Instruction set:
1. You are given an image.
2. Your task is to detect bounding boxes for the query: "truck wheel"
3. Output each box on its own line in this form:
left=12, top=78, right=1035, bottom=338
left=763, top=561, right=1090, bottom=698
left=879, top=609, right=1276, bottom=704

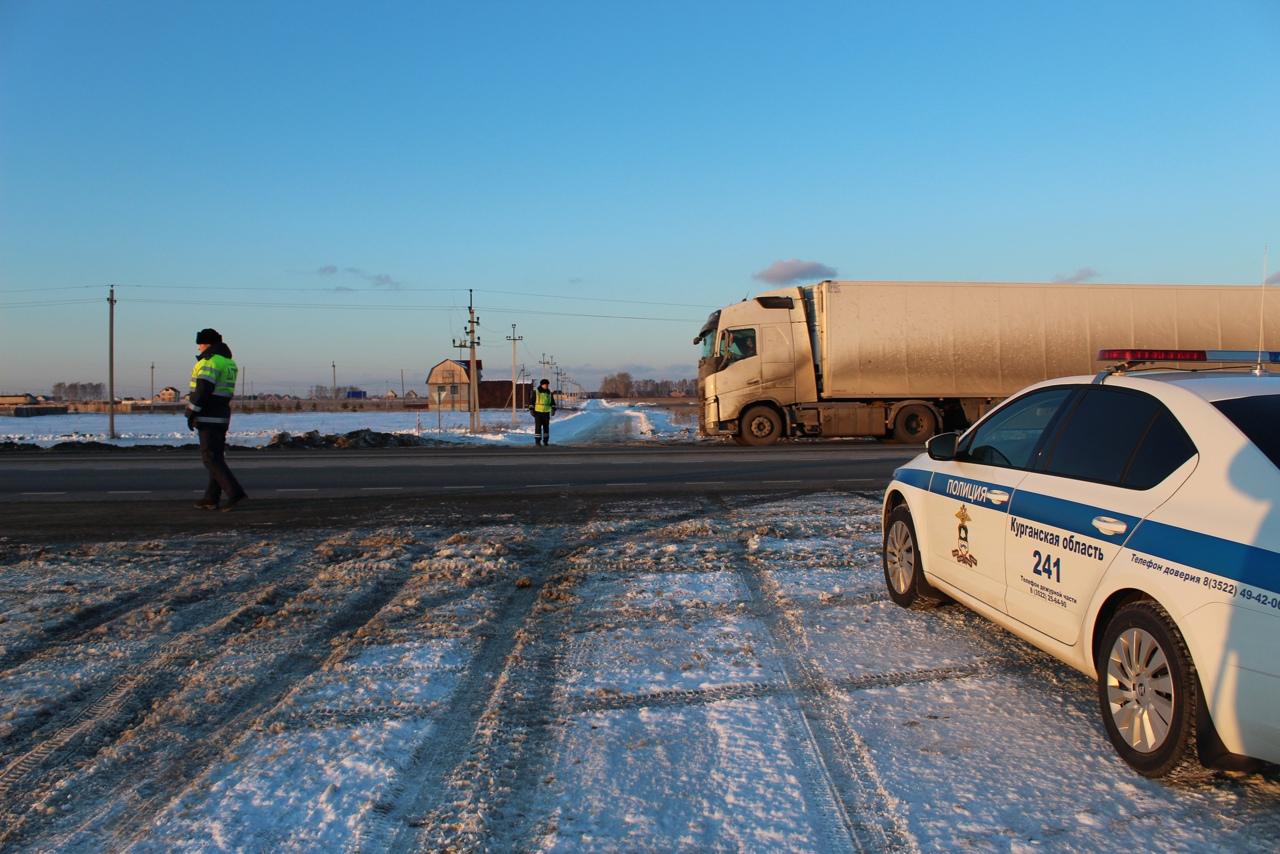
left=739, top=406, right=783, bottom=446
left=890, top=405, right=937, bottom=444
left=1098, top=601, right=1199, bottom=777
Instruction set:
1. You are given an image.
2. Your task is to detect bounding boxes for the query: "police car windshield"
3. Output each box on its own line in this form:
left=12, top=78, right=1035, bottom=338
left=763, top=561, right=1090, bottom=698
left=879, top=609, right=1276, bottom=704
left=1214, top=394, right=1280, bottom=470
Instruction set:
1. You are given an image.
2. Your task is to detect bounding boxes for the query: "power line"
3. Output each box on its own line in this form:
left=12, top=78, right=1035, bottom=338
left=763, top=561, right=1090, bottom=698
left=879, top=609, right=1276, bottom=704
left=125, top=297, right=696, bottom=322
left=1, top=282, right=718, bottom=310
left=0, top=298, right=102, bottom=308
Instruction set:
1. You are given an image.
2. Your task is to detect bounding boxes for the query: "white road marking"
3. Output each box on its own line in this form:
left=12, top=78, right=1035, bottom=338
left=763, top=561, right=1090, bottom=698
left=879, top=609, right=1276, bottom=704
left=360, top=487, right=404, bottom=491
left=685, top=481, right=725, bottom=485
left=21, top=491, right=67, bottom=495
left=606, top=482, right=645, bottom=487
left=444, top=485, right=483, bottom=490
left=526, top=483, right=570, bottom=488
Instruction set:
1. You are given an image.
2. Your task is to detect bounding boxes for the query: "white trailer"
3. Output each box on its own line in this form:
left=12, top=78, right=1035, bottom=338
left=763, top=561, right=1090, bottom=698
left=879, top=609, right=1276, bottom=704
left=694, top=280, right=1279, bottom=445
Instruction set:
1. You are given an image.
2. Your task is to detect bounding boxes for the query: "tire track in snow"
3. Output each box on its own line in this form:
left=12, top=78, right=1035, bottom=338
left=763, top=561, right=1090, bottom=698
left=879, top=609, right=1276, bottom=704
left=362, top=498, right=735, bottom=853
left=566, top=658, right=1017, bottom=715
left=0, top=539, right=280, bottom=676
left=0, top=539, right=323, bottom=762
left=728, top=496, right=920, bottom=854
left=0, top=532, right=424, bottom=848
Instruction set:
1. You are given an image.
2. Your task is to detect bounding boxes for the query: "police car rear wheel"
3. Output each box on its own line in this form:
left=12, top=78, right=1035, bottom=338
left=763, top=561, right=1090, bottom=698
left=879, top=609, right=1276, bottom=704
left=883, top=505, right=938, bottom=609
left=1098, top=601, right=1199, bottom=778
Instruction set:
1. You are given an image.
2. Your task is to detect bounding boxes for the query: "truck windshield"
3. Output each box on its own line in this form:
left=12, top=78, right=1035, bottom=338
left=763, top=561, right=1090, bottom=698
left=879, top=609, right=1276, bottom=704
left=700, top=333, right=717, bottom=361
left=1214, top=394, right=1280, bottom=470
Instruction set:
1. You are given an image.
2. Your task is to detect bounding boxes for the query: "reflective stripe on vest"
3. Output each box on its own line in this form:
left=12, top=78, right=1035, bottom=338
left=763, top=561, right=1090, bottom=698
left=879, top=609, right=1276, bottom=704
left=534, top=390, right=554, bottom=413
left=190, top=354, right=238, bottom=398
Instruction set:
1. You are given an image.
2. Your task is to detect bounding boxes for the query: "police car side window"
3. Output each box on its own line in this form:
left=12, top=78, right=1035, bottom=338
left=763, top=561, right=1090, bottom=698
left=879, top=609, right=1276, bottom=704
left=1123, top=409, right=1196, bottom=489
left=1040, top=387, right=1193, bottom=488
left=960, top=388, right=1073, bottom=470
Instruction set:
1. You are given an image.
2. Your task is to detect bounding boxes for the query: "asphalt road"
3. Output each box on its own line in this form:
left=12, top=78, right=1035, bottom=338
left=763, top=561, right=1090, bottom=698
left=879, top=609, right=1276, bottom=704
left=0, top=444, right=918, bottom=542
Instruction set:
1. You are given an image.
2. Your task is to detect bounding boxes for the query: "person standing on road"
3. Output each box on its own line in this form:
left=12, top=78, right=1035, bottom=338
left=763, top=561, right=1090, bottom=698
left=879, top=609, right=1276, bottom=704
left=188, top=328, right=248, bottom=511
left=528, top=378, right=557, bottom=446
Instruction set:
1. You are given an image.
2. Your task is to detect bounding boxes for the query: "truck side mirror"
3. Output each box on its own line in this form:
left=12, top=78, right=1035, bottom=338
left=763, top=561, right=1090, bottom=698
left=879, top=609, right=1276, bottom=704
left=926, top=431, right=960, bottom=461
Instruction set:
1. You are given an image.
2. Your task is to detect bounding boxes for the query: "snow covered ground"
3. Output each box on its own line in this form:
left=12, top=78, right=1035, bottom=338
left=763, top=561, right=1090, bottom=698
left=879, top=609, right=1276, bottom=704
left=0, top=492, right=1276, bottom=851
left=0, top=399, right=697, bottom=447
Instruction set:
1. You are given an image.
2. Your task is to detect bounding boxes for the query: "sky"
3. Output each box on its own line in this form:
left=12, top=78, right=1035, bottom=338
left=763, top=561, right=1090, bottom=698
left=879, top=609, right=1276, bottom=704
left=2, top=0, right=1278, bottom=396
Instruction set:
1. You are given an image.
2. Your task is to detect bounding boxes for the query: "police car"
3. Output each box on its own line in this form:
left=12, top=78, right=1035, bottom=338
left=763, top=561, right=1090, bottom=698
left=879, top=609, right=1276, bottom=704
left=881, top=349, right=1280, bottom=777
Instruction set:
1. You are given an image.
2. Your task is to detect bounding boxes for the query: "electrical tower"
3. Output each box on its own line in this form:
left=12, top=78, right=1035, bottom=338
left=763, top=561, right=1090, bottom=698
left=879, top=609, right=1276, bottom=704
left=506, top=323, right=523, bottom=428
left=452, top=289, right=482, bottom=433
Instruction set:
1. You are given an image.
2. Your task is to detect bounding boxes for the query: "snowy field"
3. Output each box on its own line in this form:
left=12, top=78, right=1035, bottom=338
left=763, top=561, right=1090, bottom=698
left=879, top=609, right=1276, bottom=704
left=0, top=399, right=695, bottom=447
left=0, top=492, right=1276, bottom=852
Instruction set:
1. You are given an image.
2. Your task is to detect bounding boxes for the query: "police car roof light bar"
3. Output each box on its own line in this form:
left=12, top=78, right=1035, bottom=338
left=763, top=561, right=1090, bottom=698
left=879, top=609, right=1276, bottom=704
left=1097, top=349, right=1207, bottom=363
left=1097, top=348, right=1280, bottom=364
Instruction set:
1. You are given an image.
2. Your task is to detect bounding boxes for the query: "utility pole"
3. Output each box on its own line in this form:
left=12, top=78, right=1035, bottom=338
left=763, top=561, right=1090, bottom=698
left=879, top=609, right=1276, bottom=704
left=331, top=361, right=337, bottom=399
left=539, top=353, right=553, bottom=384
left=107, top=286, right=117, bottom=439
left=150, top=361, right=155, bottom=402
left=453, top=289, right=481, bottom=433
left=400, top=368, right=405, bottom=399
left=506, top=323, right=523, bottom=427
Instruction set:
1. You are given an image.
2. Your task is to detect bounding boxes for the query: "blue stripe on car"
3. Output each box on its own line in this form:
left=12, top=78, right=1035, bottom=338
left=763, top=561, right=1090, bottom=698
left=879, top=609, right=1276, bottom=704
left=1008, top=491, right=1138, bottom=545
left=1127, top=521, right=1280, bottom=594
left=892, top=470, right=1280, bottom=597
left=893, top=467, right=932, bottom=490
left=927, top=473, right=1012, bottom=511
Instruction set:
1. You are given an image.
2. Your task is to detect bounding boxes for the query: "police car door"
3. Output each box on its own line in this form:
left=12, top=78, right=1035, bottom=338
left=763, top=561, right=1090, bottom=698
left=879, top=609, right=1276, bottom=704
left=1004, top=386, right=1197, bottom=645
left=925, top=387, right=1075, bottom=612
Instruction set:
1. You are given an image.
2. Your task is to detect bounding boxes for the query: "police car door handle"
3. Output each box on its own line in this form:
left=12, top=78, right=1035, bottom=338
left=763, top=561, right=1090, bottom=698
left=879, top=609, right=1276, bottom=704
left=987, top=490, right=1010, bottom=505
left=1091, top=516, right=1128, bottom=536
left=746, top=378, right=761, bottom=385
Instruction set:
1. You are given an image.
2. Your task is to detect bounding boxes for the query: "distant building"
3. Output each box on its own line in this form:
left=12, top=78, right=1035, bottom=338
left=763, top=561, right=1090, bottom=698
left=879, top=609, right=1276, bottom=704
left=155, top=386, right=181, bottom=402
left=404, top=389, right=420, bottom=399
left=426, top=359, right=482, bottom=410
left=0, top=394, right=37, bottom=405
left=480, top=380, right=532, bottom=409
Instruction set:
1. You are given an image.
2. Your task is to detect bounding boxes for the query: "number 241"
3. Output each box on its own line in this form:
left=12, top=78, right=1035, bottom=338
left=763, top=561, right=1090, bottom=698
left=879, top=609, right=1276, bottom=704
left=1032, top=550, right=1061, bottom=583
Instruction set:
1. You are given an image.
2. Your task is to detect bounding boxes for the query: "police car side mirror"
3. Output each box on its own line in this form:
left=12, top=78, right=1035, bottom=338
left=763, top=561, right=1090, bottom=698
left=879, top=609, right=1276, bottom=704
left=926, top=431, right=959, bottom=461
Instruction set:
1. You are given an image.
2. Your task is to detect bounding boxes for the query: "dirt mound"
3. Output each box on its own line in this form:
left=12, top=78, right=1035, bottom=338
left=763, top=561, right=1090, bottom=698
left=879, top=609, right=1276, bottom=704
left=265, top=428, right=435, bottom=449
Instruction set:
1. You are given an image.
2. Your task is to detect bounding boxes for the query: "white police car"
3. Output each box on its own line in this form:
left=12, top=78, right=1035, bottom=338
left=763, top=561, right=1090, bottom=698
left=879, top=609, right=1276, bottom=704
left=881, top=349, right=1280, bottom=777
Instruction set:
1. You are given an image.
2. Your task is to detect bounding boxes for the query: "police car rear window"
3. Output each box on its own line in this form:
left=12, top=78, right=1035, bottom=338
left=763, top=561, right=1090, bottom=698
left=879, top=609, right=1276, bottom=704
left=1213, top=394, right=1280, bottom=470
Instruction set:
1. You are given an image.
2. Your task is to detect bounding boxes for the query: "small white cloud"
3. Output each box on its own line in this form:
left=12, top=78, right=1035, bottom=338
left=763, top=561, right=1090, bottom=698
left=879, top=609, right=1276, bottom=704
left=753, top=259, right=838, bottom=286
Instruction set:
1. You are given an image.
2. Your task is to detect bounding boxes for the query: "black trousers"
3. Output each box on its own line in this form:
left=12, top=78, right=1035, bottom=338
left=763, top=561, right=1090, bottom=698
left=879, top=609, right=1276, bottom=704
left=532, top=411, right=551, bottom=443
left=198, top=425, right=245, bottom=502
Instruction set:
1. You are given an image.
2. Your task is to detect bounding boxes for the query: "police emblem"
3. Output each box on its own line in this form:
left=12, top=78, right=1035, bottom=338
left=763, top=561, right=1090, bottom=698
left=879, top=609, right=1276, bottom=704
left=951, top=505, right=979, bottom=567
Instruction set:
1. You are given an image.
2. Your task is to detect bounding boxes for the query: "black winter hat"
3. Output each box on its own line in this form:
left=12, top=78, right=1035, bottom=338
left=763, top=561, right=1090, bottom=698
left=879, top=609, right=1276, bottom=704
left=196, top=328, right=223, bottom=345
left=539, top=378, right=550, bottom=386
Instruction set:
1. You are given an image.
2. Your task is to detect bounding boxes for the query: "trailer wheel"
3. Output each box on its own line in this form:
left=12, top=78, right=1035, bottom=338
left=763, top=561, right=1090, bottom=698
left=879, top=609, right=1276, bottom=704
left=739, top=406, right=783, bottom=446
left=890, top=405, right=937, bottom=444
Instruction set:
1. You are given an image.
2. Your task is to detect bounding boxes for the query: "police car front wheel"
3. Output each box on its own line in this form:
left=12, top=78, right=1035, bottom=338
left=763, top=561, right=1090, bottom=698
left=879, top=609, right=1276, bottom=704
left=883, top=505, right=943, bottom=609
left=1098, top=601, right=1199, bottom=778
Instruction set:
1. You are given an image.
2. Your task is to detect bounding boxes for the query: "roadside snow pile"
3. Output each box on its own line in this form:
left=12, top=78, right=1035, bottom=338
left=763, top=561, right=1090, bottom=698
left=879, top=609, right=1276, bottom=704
left=0, top=400, right=697, bottom=448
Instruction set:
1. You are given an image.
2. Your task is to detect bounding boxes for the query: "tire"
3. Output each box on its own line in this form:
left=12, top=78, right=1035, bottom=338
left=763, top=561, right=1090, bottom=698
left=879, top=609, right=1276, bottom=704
left=739, top=406, right=783, bottom=446
left=889, top=404, right=937, bottom=444
left=882, top=504, right=941, bottom=608
left=1097, top=601, right=1199, bottom=777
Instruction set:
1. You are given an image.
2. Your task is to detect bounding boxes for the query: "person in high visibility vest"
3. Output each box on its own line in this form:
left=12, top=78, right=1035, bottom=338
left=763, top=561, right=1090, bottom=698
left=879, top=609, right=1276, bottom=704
left=527, top=378, right=558, bottom=446
left=188, top=328, right=248, bottom=510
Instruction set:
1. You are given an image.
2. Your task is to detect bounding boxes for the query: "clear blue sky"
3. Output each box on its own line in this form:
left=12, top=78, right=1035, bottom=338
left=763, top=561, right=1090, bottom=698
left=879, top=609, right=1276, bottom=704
left=2, top=0, right=1277, bottom=396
